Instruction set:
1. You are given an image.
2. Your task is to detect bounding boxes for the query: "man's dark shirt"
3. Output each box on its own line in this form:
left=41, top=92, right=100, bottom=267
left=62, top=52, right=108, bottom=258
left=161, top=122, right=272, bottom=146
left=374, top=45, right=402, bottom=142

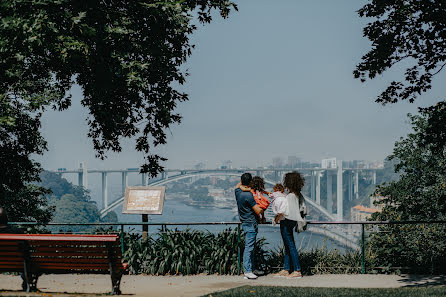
left=0, top=225, right=24, bottom=234
left=235, top=188, right=257, bottom=224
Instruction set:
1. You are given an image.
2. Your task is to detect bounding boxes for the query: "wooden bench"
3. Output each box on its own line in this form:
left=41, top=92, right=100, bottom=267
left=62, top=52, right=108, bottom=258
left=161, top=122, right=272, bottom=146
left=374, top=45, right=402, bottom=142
left=0, top=234, right=128, bottom=294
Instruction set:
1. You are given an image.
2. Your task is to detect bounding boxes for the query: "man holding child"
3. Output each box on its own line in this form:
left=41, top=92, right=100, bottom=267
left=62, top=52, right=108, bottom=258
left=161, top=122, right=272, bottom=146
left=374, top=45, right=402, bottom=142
left=235, top=171, right=306, bottom=279
left=234, top=173, right=263, bottom=279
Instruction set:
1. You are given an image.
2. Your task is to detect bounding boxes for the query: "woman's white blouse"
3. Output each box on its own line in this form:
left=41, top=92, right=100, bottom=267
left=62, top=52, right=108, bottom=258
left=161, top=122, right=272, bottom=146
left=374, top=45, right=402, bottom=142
left=283, top=193, right=304, bottom=222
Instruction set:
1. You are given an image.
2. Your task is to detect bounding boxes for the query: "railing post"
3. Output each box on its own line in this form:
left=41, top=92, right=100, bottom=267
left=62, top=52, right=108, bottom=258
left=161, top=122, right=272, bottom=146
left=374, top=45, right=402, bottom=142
left=361, top=223, right=365, bottom=274
left=120, top=224, right=125, bottom=254
left=237, top=223, right=241, bottom=275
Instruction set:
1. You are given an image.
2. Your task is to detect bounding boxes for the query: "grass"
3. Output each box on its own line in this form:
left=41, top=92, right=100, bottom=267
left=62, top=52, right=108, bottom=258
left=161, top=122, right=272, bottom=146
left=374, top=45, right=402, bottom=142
left=203, top=286, right=446, bottom=297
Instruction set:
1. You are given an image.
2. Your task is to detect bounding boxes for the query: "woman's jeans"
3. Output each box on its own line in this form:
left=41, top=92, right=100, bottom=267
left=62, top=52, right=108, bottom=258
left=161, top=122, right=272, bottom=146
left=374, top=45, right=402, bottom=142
left=241, top=223, right=258, bottom=273
left=280, top=219, right=301, bottom=272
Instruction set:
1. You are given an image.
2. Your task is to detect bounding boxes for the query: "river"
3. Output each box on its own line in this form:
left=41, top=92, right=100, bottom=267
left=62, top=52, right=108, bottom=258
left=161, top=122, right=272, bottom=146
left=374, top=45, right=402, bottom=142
left=115, top=195, right=351, bottom=252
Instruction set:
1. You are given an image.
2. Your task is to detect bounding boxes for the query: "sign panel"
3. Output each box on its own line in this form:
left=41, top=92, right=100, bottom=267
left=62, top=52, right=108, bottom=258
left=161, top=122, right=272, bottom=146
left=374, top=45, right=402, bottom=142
left=122, top=186, right=165, bottom=214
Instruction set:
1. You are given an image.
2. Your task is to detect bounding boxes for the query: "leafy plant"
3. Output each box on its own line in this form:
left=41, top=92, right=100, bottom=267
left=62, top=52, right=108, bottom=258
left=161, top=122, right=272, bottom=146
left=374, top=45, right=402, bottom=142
left=368, top=109, right=446, bottom=274
left=122, top=227, right=370, bottom=276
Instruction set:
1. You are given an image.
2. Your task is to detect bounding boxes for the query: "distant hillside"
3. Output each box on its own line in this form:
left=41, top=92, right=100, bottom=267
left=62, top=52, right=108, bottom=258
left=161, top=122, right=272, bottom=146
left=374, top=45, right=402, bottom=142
left=40, top=171, right=117, bottom=227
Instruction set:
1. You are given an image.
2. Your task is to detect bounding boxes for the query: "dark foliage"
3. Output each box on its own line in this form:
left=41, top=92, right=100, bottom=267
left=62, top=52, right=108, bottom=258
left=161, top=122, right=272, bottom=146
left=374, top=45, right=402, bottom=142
left=40, top=171, right=118, bottom=231
left=0, top=100, right=52, bottom=222
left=0, top=0, right=237, bottom=177
left=355, top=0, right=446, bottom=105
left=369, top=109, right=446, bottom=274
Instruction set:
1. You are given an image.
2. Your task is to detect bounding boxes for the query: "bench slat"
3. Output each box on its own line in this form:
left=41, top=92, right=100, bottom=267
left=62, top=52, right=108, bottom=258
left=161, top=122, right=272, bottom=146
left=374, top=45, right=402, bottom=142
left=0, top=234, right=119, bottom=242
left=28, top=240, right=115, bottom=247
left=32, top=246, right=121, bottom=253
left=30, top=252, right=121, bottom=258
left=0, top=251, right=24, bottom=257
left=0, top=258, right=23, bottom=265
left=32, top=258, right=121, bottom=264
left=0, top=247, right=22, bottom=252
left=0, top=241, right=20, bottom=246
left=34, top=263, right=126, bottom=270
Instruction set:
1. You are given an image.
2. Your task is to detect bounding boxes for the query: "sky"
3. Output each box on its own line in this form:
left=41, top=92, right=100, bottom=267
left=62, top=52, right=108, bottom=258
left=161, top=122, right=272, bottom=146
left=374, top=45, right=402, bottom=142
left=39, top=0, right=445, bottom=172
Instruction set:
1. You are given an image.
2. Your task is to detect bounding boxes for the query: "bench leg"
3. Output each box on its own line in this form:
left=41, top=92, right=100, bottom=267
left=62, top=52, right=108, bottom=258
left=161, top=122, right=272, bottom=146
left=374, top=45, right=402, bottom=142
left=111, top=272, right=122, bottom=295
left=23, top=273, right=39, bottom=292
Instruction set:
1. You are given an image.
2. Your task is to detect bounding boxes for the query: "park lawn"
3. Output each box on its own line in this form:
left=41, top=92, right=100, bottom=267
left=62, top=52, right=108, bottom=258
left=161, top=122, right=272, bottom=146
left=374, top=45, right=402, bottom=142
left=203, top=286, right=446, bottom=297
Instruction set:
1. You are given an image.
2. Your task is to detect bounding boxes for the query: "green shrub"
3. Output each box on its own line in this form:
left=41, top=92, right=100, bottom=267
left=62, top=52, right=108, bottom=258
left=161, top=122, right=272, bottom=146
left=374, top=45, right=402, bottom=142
left=122, top=227, right=367, bottom=275
left=367, top=223, right=446, bottom=274
left=123, top=227, right=243, bottom=275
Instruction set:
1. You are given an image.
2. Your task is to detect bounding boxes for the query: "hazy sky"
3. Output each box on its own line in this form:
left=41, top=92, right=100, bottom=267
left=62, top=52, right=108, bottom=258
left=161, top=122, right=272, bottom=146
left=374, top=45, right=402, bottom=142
left=39, top=0, right=444, bottom=171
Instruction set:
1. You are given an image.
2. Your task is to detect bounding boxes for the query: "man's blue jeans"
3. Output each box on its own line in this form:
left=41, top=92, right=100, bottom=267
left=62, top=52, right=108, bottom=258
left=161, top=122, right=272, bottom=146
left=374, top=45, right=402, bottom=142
left=280, top=219, right=301, bottom=272
left=242, top=223, right=258, bottom=273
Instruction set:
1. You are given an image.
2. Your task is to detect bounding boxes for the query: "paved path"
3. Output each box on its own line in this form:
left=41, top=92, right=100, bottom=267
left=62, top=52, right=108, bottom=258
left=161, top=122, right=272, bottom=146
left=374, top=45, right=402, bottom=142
left=0, top=274, right=445, bottom=297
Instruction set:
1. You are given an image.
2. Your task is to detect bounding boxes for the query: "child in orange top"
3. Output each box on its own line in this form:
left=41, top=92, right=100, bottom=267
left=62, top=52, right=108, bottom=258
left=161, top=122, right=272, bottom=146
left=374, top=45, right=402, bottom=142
left=240, top=176, right=270, bottom=223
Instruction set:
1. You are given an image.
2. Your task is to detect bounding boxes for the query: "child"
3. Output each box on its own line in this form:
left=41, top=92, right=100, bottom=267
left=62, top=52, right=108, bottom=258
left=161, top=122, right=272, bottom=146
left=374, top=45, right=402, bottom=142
left=269, top=183, right=287, bottom=225
left=239, top=176, right=270, bottom=223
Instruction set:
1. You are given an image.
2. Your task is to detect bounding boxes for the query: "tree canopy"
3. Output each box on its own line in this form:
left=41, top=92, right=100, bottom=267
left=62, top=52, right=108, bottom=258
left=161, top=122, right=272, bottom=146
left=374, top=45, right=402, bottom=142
left=354, top=0, right=445, bottom=104
left=355, top=1, right=446, bottom=273
left=40, top=171, right=117, bottom=225
left=0, top=0, right=237, bottom=176
left=0, top=0, right=236, bottom=221
left=373, top=110, right=446, bottom=221
left=0, top=100, right=52, bottom=222
left=369, top=108, right=446, bottom=273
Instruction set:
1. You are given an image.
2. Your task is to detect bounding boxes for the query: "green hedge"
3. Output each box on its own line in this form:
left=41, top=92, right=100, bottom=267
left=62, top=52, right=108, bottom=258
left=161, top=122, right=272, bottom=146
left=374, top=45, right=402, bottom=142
left=122, top=227, right=366, bottom=275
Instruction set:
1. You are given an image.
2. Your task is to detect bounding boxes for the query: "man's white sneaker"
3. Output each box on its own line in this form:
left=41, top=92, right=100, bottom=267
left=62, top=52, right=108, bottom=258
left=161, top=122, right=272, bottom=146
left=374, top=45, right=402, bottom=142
left=244, top=272, right=258, bottom=279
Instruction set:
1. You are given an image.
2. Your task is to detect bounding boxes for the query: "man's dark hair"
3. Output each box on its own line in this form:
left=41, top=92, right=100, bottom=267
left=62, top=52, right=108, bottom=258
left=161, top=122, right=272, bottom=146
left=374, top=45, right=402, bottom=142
left=0, top=207, right=8, bottom=225
left=241, top=173, right=253, bottom=186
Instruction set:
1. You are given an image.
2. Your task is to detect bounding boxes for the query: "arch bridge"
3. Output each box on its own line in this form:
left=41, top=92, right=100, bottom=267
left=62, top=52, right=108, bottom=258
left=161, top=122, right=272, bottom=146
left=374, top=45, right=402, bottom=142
left=51, top=163, right=381, bottom=222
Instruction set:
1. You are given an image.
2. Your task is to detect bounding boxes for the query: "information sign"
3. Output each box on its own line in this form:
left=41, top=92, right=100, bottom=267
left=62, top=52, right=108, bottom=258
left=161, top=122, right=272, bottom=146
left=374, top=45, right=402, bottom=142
left=122, top=186, right=165, bottom=215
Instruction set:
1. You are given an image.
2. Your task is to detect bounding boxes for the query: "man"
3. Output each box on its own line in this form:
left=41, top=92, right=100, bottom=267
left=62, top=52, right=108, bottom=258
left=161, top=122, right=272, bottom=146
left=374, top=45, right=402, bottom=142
left=235, top=173, right=263, bottom=279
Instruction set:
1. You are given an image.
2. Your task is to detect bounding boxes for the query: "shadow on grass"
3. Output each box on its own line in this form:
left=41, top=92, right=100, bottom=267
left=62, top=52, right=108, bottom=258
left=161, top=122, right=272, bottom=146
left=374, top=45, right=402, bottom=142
left=398, top=275, right=446, bottom=287
left=202, top=286, right=446, bottom=297
left=0, top=289, right=134, bottom=297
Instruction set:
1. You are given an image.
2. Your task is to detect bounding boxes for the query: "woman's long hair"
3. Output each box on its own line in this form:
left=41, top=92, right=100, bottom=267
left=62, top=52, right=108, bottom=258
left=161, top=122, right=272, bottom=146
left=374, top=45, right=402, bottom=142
left=283, top=171, right=305, bottom=196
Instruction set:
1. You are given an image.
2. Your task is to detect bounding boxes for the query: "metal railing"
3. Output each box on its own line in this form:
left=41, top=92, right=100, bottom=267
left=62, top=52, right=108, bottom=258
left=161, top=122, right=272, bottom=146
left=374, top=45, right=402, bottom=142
left=8, top=220, right=446, bottom=275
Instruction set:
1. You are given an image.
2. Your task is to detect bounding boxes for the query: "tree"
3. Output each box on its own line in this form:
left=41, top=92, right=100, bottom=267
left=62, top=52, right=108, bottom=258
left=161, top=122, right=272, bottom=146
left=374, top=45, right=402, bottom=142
left=368, top=109, right=446, bottom=273
left=354, top=0, right=445, bottom=105
left=40, top=171, right=118, bottom=224
left=373, top=111, right=446, bottom=221
left=0, top=0, right=236, bottom=221
left=354, top=1, right=446, bottom=272
left=0, top=0, right=237, bottom=176
left=0, top=100, right=53, bottom=222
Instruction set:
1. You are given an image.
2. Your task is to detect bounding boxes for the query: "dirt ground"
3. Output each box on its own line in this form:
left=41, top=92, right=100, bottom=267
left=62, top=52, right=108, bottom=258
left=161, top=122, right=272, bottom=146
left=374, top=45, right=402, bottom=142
left=0, top=274, right=445, bottom=297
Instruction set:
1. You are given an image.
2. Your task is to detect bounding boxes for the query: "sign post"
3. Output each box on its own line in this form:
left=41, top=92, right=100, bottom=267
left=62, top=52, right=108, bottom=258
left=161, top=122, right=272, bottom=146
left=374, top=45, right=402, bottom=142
left=122, top=186, right=166, bottom=240
left=142, top=214, right=149, bottom=240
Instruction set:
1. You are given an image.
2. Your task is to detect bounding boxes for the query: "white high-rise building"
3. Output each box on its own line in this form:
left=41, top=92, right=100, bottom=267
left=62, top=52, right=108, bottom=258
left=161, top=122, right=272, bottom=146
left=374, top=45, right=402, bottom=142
left=321, top=158, right=337, bottom=169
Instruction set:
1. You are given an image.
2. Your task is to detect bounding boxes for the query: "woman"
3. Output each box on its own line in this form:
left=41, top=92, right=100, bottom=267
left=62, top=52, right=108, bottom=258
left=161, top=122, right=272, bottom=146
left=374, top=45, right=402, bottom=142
left=274, top=171, right=305, bottom=278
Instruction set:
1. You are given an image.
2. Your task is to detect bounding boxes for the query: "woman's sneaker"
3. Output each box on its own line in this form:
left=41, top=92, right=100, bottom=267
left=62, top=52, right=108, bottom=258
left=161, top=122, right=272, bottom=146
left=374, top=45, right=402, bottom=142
left=244, top=272, right=258, bottom=279
left=288, top=271, right=303, bottom=278
left=271, top=270, right=289, bottom=277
